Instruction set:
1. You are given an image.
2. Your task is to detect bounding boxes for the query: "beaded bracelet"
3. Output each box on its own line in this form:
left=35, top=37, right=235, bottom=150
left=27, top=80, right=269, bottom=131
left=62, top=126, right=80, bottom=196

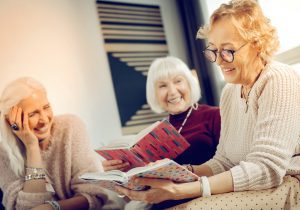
left=25, top=173, right=46, bottom=181
left=45, top=201, right=61, bottom=210
left=25, top=167, right=45, bottom=174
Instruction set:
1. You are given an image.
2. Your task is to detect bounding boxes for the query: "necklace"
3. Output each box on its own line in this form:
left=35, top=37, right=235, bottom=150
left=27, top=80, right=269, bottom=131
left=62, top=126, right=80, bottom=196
left=178, top=106, right=195, bottom=133
left=241, top=86, right=252, bottom=113
left=241, top=69, right=264, bottom=113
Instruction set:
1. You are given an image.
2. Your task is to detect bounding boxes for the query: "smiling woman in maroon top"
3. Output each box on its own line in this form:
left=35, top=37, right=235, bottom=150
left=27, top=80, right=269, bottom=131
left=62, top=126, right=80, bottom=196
left=146, top=56, right=220, bottom=167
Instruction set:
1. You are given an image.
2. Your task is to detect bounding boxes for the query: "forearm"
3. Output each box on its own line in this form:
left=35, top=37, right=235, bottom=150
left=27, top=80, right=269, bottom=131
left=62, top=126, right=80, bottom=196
left=193, top=164, right=214, bottom=177
left=58, top=196, right=89, bottom=210
left=23, top=145, right=47, bottom=193
left=32, top=196, right=90, bottom=210
left=172, top=182, right=202, bottom=200
left=173, top=170, right=233, bottom=200
left=209, top=170, right=233, bottom=194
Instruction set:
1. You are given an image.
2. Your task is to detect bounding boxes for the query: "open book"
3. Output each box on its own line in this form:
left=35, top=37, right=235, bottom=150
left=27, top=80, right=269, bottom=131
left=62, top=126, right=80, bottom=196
left=96, top=120, right=190, bottom=169
left=80, top=158, right=199, bottom=191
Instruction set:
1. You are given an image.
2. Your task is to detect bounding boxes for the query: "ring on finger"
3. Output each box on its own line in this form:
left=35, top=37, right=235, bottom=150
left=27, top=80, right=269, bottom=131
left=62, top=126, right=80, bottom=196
left=10, top=123, right=19, bottom=131
left=117, top=194, right=125, bottom=198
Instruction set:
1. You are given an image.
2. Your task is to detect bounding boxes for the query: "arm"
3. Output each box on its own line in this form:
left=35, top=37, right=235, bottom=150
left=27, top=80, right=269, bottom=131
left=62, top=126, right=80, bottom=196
left=115, top=170, right=233, bottom=203
left=8, top=107, right=47, bottom=193
left=67, top=116, right=109, bottom=210
left=32, top=196, right=89, bottom=210
left=0, top=107, right=53, bottom=210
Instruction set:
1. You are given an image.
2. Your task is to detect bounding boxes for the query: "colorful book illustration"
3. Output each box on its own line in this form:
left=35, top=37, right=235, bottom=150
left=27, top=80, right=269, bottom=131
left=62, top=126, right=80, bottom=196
left=96, top=120, right=190, bottom=169
left=79, top=158, right=199, bottom=191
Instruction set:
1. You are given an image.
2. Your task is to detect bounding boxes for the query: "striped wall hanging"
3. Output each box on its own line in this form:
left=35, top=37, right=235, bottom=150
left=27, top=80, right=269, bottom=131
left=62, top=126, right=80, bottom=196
left=97, top=1, right=169, bottom=134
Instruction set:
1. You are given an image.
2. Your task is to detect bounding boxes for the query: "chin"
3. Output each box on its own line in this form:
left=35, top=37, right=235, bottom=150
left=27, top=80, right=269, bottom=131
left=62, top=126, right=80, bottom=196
left=35, top=133, right=50, bottom=142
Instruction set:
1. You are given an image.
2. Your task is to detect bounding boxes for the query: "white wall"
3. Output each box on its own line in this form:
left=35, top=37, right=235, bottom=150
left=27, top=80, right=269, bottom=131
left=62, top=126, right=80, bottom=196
left=0, top=0, right=122, bottom=148
left=0, top=0, right=188, bottom=148
left=260, top=0, right=300, bottom=53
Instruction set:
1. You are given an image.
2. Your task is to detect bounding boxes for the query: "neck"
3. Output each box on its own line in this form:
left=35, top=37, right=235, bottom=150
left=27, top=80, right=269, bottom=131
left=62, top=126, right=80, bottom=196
left=242, top=61, right=265, bottom=89
left=39, top=137, right=50, bottom=151
left=170, top=106, right=191, bottom=115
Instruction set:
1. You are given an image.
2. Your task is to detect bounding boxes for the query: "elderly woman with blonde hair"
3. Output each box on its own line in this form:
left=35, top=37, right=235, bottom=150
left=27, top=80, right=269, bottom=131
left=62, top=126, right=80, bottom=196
left=115, top=0, right=300, bottom=209
left=0, top=77, right=119, bottom=210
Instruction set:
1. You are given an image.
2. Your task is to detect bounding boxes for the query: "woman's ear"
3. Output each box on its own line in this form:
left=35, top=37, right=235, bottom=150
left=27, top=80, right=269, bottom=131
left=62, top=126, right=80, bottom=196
left=191, top=69, right=199, bottom=83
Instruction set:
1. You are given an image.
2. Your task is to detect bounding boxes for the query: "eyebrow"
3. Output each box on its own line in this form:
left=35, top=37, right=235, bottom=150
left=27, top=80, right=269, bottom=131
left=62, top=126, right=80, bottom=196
left=28, top=103, right=50, bottom=114
left=208, top=42, right=234, bottom=47
left=29, top=110, right=39, bottom=115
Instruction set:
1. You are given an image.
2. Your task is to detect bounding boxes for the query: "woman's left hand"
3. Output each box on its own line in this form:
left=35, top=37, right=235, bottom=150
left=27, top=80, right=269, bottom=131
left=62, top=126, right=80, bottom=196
left=115, top=177, right=178, bottom=204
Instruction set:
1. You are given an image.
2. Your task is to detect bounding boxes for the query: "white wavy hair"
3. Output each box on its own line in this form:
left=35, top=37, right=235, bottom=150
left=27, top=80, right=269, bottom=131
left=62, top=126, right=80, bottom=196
left=146, top=56, right=201, bottom=113
left=0, top=77, right=46, bottom=177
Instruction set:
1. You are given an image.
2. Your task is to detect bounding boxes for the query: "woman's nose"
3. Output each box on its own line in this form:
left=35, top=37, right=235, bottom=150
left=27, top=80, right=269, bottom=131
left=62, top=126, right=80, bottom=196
left=168, top=84, right=177, bottom=95
left=38, top=111, right=48, bottom=123
left=215, top=54, right=224, bottom=66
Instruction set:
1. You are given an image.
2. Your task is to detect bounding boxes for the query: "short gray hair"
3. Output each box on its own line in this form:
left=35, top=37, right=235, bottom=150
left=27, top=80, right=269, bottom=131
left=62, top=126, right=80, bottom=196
left=0, top=77, right=46, bottom=177
left=146, top=56, right=201, bottom=113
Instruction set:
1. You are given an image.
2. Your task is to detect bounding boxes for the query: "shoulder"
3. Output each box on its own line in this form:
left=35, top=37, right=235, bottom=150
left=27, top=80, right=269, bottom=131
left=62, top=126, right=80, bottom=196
left=262, top=61, right=299, bottom=82
left=195, top=104, right=220, bottom=121
left=221, top=83, right=237, bottom=98
left=197, top=104, right=219, bottom=115
left=219, top=83, right=239, bottom=107
left=255, top=61, right=300, bottom=94
left=53, top=114, right=86, bottom=131
left=51, top=114, right=88, bottom=142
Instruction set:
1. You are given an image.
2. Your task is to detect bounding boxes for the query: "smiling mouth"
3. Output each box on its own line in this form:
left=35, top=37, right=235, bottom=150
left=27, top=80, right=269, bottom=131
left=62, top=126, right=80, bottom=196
left=168, top=97, right=182, bottom=104
left=222, top=67, right=235, bottom=73
left=34, top=126, right=48, bottom=134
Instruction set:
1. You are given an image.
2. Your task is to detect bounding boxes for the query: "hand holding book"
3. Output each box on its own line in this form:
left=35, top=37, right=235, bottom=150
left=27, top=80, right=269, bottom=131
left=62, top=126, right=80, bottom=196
left=80, top=158, right=199, bottom=192
left=102, top=159, right=130, bottom=172
left=97, top=120, right=190, bottom=170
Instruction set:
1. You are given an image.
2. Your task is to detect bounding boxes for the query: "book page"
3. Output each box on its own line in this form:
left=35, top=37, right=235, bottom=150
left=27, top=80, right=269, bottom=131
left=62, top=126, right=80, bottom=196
left=79, top=170, right=127, bottom=182
left=126, top=158, right=173, bottom=177
left=98, top=135, right=136, bottom=150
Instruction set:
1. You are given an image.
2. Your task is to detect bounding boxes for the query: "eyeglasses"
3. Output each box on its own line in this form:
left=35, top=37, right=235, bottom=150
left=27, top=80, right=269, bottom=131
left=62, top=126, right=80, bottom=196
left=203, top=43, right=248, bottom=63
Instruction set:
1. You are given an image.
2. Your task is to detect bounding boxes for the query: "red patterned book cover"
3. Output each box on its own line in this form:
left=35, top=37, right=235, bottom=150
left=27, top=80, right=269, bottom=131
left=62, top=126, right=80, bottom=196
left=79, top=158, right=199, bottom=191
left=96, top=120, right=190, bottom=169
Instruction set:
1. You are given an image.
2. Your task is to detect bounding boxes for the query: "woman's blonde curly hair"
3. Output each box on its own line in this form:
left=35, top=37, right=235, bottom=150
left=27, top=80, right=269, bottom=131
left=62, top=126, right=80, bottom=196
left=197, top=0, right=279, bottom=62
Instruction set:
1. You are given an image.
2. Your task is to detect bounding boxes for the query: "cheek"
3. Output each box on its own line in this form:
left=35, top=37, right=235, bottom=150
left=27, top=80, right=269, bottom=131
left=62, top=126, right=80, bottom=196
left=48, top=110, right=54, bottom=121
left=156, top=90, right=167, bottom=105
left=180, top=83, right=191, bottom=97
left=28, top=117, right=38, bottom=130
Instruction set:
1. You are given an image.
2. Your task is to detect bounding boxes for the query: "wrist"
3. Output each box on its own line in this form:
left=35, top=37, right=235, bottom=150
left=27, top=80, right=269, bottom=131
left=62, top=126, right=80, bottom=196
left=25, top=143, right=40, bottom=152
left=171, top=181, right=203, bottom=200
left=45, top=201, right=61, bottom=210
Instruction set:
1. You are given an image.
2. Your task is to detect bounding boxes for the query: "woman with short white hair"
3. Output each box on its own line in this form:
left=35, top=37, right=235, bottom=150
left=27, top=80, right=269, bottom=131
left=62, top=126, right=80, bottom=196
left=0, top=77, right=118, bottom=210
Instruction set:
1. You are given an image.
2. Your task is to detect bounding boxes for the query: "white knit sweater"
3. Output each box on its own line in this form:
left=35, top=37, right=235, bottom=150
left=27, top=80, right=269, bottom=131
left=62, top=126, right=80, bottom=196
left=205, top=61, right=300, bottom=191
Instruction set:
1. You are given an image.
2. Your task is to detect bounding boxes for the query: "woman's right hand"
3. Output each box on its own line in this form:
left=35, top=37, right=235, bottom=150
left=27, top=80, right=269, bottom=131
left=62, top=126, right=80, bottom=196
left=102, top=160, right=130, bottom=172
left=7, top=106, right=39, bottom=149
